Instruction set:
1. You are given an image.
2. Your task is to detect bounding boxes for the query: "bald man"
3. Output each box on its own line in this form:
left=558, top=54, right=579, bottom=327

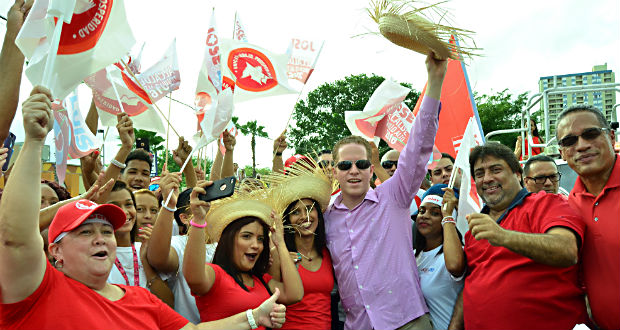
left=381, top=149, right=400, bottom=177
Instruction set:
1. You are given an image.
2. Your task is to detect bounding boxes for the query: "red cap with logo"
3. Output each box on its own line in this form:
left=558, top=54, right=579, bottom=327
left=48, top=200, right=127, bottom=244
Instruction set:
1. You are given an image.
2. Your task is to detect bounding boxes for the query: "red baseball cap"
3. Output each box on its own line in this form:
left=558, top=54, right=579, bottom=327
left=48, top=200, right=127, bottom=244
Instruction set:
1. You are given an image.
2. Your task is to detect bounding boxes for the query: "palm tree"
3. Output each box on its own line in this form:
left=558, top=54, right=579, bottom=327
left=232, top=117, right=269, bottom=178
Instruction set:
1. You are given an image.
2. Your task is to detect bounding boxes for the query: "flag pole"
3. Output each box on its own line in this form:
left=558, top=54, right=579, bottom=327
left=164, top=91, right=173, bottom=170
left=119, top=59, right=181, bottom=138
left=232, top=10, right=237, bottom=39
left=273, top=41, right=325, bottom=160
left=41, top=17, right=65, bottom=87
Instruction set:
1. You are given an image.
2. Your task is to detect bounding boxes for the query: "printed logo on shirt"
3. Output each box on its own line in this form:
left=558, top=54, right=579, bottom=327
left=419, top=267, right=436, bottom=273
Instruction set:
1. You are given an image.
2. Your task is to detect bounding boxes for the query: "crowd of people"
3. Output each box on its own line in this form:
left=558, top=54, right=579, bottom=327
left=0, top=1, right=619, bottom=330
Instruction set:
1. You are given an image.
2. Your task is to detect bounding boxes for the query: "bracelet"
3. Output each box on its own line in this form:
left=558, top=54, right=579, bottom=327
left=110, top=159, right=126, bottom=169
left=146, top=275, right=158, bottom=289
left=190, top=219, right=207, bottom=228
left=275, top=152, right=283, bottom=156
left=246, top=309, right=258, bottom=329
left=441, top=216, right=456, bottom=227
left=161, top=202, right=177, bottom=213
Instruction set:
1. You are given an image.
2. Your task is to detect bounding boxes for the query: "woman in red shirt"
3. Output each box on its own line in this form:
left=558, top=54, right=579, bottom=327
left=515, top=119, right=545, bottom=160
left=183, top=182, right=304, bottom=329
left=267, top=158, right=335, bottom=330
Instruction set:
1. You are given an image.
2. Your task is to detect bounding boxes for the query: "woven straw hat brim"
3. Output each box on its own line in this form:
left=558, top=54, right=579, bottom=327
left=206, top=200, right=274, bottom=243
left=271, top=175, right=332, bottom=215
left=378, top=14, right=454, bottom=60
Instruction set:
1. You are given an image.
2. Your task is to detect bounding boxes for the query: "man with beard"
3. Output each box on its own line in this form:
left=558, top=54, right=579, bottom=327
left=448, top=142, right=587, bottom=329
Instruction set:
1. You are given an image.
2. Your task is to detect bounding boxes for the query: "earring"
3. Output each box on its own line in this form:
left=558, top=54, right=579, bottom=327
left=55, top=259, right=64, bottom=269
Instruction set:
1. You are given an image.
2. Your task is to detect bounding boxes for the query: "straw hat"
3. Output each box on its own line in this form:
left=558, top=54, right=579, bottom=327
left=206, top=190, right=274, bottom=243
left=367, top=0, right=479, bottom=60
left=263, top=156, right=334, bottom=215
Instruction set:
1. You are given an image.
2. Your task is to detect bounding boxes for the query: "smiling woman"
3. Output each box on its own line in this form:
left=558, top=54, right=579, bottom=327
left=183, top=186, right=303, bottom=329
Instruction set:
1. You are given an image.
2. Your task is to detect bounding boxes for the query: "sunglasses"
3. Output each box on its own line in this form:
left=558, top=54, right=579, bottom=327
left=319, top=160, right=334, bottom=168
left=336, top=159, right=372, bottom=171
left=381, top=160, right=398, bottom=169
left=558, top=127, right=609, bottom=148
left=525, top=173, right=561, bottom=184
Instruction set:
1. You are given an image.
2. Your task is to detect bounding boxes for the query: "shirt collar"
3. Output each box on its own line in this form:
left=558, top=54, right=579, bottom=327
left=330, top=188, right=379, bottom=211
left=481, top=188, right=531, bottom=224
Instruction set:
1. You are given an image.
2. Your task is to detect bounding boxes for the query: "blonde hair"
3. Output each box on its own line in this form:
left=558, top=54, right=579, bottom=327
left=332, top=136, right=372, bottom=163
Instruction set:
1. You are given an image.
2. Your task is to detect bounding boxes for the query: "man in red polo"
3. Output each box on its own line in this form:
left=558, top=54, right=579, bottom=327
left=556, top=105, right=619, bottom=329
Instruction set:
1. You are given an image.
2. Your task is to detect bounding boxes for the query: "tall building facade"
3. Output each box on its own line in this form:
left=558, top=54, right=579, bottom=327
left=539, top=64, right=616, bottom=133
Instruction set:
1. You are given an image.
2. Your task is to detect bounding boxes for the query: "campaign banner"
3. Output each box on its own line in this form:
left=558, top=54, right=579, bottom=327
left=138, top=39, right=181, bottom=102
left=287, top=38, right=324, bottom=84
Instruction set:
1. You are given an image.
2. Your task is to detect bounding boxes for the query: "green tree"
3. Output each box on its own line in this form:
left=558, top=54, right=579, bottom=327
left=289, top=74, right=420, bottom=156
left=233, top=117, right=269, bottom=178
left=475, top=89, right=529, bottom=148
left=242, top=165, right=271, bottom=178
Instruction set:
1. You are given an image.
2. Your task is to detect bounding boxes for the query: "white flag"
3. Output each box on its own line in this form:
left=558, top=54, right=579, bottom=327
left=16, top=0, right=135, bottom=100
left=138, top=39, right=181, bottom=102
left=233, top=11, right=248, bottom=42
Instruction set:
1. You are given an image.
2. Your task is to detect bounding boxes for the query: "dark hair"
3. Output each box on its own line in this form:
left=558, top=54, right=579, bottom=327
left=122, top=149, right=152, bottom=173
left=529, top=118, right=540, bottom=138
left=174, top=188, right=193, bottom=235
left=282, top=199, right=326, bottom=255
left=212, top=217, right=270, bottom=292
left=441, top=153, right=455, bottom=164
left=523, top=155, right=557, bottom=176
left=413, top=195, right=463, bottom=257
left=469, top=142, right=522, bottom=177
left=316, top=149, right=332, bottom=161
left=332, top=136, right=372, bottom=163
left=556, top=104, right=611, bottom=140
left=111, top=181, right=138, bottom=243
left=41, top=179, right=71, bottom=201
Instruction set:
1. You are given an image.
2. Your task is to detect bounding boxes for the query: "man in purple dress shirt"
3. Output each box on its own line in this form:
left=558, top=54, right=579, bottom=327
left=325, top=54, right=447, bottom=330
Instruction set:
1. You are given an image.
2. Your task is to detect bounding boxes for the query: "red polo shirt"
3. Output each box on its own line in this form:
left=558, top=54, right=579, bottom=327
left=569, top=155, right=620, bottom=329
left=464, top=190, right=587, bottom=329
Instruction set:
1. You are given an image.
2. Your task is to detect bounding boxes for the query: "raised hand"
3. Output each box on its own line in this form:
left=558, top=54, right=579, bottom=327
left=116, top=113, right=135, bottom=149
left=159, top=168, right=182, bottom=208
left=441, top=187, right=458, bottom=216
left=273, top=130, right=287, bottom=154
left=82, top=171, right=115, bottom=204
left=194, top=167, right=206, bottom=181
left=189, top=181, right=213, bottom=223
left=22, top=86, right=53, bottom=142
left=6, top=0, right=33, bottom=34
left=269, top=210, right=285, bottom=249
left=222, top=130, right=236, bottom=152
left=173, top=136, right=192, bottom=167
left=370, top=141, right=381, bottom=166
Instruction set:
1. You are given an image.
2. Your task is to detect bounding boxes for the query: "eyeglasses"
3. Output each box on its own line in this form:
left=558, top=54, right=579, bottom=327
left=558, top=127, right=609, bottom=148
left=381, top=160, right=398, bottom=169
left=319, top=160, right=334, bottom=169
left=336, top=159, right=372, bottom=171
left=525, top=173, right=561, bottom=184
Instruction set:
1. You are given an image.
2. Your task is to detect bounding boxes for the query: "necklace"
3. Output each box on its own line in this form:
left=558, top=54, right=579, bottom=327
left=297, top=250, right=316, bottom=261
left=114, top=244, right=140, bottom=286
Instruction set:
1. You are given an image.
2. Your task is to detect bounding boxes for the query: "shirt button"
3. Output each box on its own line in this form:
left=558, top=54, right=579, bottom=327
left=349, top=229, right=353, bottom=233
left=594, top=217, right=599, bottom=222
left=388, top=290, right=392, bottom=294
left=352, top=246, right=356, bottom=250
left=354, top=265, right=359, bottom=270
left=365, top=305, right=370, bottom=309
left=595, top=202, right=599, bottom=206
left=359, top=285, right=363, bottom=289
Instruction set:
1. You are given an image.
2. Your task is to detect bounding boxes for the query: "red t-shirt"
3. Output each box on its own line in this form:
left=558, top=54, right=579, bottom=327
left=281, top=248, right=334, bottom=330
left=464, top=191, right=587, bottom=329
left=520, top=135, right=543, bottom=160
left=0, top=261, right=188, bottom=330
left=569, top=155, right=620, bottom=329
left=194, top=264, right=273, bottom=329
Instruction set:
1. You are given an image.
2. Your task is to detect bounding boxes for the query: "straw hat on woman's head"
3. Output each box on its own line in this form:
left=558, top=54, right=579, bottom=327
left=206, top=190, right=274, bottom=243
left=263, top=156, right=333, bottom=216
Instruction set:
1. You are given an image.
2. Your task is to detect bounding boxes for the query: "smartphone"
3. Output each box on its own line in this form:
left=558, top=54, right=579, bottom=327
left=2, top=132, right=16, bottom=172
left=136, top=137, right=150, bottom=152
left=199, top=176, right=237, bottom=202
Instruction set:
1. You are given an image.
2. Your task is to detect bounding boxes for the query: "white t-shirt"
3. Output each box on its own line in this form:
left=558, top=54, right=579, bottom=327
left=166, top=235, right=218, bottom=324
left=108, top=242, right=148, bottom=288
left=416, top=245, right=464, bottom=330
